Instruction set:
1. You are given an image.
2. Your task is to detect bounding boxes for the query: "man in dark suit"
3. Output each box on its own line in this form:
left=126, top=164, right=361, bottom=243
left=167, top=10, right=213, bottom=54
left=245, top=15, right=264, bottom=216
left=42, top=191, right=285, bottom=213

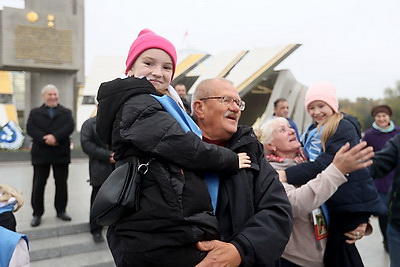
left=80, top=115, right=114, bottom=242
left=26, top=84, right=74, bottom=227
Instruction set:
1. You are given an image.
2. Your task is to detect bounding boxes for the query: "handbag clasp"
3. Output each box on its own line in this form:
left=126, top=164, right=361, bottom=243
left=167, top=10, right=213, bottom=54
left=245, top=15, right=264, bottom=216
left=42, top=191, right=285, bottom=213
left=138, top=159, right=152, bottom=174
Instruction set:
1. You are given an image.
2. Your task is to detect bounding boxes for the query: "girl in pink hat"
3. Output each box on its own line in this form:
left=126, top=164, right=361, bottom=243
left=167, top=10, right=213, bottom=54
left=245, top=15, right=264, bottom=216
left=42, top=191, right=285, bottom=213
left=279, top=82, right=387, bottom=267
left=95, top=29, right=250, bottom=267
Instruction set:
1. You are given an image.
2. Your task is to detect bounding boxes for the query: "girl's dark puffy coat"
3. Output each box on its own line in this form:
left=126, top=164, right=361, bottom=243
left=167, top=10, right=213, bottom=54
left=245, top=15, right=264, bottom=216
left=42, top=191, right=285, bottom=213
left=285, top=114, right=387, bottom=266
left=285, top=114, right=386, bottom=216
left=96, top=77, right=239, bottom=259
left=26, top=104, right=74, bottom=165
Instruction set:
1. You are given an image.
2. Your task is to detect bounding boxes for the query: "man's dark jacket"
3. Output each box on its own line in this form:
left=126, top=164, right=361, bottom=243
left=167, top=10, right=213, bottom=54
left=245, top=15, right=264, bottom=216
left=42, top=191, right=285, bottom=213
left=26, top=104, right=74, bottom=164
left=369, top=134, right=400, bottom=232
left=215, top=125, right=293, bottom=267
left=80, top=116, right=114, bottom=187
left=96, top=77, right=240, bottom=266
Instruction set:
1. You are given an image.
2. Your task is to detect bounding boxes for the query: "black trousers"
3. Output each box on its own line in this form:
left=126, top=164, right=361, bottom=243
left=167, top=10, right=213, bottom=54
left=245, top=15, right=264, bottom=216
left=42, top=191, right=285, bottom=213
left=90, top=185, right=103, bottom=234
left=107, top=226, right=206, bottom=267
left=31, top=163, right=69, bottom=216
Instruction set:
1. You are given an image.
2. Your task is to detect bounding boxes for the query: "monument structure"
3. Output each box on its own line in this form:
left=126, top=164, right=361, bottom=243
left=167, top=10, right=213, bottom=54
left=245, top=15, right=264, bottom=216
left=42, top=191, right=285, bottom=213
left=0, top=0, right=84, bottom=126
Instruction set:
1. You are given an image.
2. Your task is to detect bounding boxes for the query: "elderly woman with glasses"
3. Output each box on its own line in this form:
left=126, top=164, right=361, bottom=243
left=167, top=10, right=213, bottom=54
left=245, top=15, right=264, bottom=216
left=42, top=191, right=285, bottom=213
left=257, top=117, right=373, bottom=267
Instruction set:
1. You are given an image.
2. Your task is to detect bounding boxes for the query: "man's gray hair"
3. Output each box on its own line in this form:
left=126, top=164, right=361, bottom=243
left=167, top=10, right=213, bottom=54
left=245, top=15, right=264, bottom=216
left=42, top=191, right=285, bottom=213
left=190, top=78, right=234, bottom=118
left=41, top=84, right=58, bottom=95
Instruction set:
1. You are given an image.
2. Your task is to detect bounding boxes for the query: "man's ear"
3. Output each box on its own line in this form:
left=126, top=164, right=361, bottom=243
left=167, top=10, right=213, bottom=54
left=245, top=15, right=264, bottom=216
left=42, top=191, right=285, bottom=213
left=193, top=100, right=205, bottom=120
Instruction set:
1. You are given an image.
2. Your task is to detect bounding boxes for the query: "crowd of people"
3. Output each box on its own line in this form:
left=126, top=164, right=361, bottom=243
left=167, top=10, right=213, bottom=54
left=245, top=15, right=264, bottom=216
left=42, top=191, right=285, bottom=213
left=2, top=28, right=398, bottom=267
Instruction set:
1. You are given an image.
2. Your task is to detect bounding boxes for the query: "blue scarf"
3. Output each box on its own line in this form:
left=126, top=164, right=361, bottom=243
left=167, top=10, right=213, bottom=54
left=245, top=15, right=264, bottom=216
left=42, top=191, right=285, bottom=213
left=0, top=226, right=29, bottom=267
left=302, top=125, right=324, bottom=161
left=151, top=94, right=201, bottom=137
left=372, top=120, right=395, bottom=133
left=0, top=203, right=15, bottom=214
left=151, top=95, right=219, bottom=212
left=302, top=124, right=330, bottom=224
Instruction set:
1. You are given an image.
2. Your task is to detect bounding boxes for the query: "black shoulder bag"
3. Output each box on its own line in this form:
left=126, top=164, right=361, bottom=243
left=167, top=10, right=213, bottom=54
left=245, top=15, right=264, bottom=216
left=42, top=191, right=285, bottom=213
left=90, top=157, right=151, bottom=226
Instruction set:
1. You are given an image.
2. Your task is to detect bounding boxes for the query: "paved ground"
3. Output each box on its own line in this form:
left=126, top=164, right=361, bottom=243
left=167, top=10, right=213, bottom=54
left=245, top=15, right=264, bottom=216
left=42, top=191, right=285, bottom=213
left=1, top=159, right=391, bottom=266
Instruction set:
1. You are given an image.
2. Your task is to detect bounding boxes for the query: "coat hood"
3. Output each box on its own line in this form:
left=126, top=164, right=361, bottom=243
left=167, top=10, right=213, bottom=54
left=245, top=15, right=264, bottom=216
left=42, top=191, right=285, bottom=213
left=96, top=76, right=161, bottom=145
left=342, top=113, right=362, bottom=139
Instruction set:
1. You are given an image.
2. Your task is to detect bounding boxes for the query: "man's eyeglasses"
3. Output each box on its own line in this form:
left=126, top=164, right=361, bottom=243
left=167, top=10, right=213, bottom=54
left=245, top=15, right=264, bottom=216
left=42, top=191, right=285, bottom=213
left=199, top=96, right=246, bottom=111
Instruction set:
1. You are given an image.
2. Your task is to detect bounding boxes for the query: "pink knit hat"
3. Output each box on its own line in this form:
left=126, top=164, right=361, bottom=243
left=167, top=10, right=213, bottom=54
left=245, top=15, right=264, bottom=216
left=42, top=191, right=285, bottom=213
left=304, top=82, right=339, bottom=113
left=125, top=29, right=177, bottom=79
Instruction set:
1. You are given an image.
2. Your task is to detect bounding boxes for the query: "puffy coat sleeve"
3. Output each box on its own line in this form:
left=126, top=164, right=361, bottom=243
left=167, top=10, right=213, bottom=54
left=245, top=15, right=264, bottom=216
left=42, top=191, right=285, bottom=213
left=369, top=134, right=400, bottom=178
left=119, top=94, right=239, bottom=173
left=286, top=119, right=357, bottom=185
left=284, top=164, right=347, bottom=217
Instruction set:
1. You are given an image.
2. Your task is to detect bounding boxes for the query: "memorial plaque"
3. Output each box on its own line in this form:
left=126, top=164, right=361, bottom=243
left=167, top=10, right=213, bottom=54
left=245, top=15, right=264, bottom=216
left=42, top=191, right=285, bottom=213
left=15, top=25, right=73, bottom=64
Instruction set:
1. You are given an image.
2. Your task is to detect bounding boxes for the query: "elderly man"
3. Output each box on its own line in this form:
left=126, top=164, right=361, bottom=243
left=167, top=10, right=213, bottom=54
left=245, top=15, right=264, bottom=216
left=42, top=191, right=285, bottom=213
left=192, top=78, right=293, bottom=267
left=26, top=84, right=74, bottom=227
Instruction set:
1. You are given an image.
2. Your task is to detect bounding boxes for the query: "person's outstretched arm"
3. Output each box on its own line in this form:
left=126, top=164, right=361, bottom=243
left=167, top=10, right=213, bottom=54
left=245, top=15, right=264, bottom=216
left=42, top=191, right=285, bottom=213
left=369, top=134, right=400, bottom=178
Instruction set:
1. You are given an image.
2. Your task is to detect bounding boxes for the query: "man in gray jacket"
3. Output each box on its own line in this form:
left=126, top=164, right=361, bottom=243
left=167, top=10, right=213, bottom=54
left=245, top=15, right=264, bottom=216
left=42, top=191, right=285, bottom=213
left=80, top=115, right=115, bottom=242
left=192, top=78, right=293, bottom=267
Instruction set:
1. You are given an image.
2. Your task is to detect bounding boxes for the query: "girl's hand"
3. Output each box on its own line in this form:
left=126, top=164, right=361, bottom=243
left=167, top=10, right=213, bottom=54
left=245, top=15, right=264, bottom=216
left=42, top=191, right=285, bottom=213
left=238, top=153, right=251, bottom=169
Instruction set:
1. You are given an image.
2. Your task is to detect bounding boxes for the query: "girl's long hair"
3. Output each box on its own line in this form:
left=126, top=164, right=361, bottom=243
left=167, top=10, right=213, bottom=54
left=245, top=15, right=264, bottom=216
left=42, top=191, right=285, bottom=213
left=319, top=112, right=343, bottom=151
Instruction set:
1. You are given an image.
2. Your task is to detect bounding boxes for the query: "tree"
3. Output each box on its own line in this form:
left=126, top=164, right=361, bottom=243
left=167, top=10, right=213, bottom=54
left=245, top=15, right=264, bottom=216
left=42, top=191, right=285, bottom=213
left=339, top=97, right=380, bottom=132
left=384, top=81, right=400, bottom=125
left=338, top=80, right=400, bottom=133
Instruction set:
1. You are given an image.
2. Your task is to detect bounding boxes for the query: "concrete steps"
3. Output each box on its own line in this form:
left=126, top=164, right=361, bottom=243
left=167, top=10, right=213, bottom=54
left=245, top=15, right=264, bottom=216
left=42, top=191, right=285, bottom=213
left=25, top=222, right=115, bottom=267
left=31, top=249, right=115, bottom=267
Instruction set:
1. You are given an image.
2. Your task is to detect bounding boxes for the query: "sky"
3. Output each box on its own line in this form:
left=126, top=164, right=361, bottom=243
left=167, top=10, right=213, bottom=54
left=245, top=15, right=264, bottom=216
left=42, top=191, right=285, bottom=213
left=1, top=0, right=400, bottom=100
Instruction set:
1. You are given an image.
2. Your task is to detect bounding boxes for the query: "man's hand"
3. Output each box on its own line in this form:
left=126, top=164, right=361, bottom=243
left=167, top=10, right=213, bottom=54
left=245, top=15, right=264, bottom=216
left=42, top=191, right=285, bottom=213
left=195, top=240, right=241, bottom=267
left=333, top=141, right=374, bottom=175
left=238, top=152, right=251, bottom=169
left=43, top=134, right=58, bottom=146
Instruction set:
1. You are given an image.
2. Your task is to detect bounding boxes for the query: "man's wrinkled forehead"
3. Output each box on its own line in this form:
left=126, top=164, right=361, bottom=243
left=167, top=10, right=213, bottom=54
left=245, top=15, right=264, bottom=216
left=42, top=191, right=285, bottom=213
left=212, top=80, right=238, bottom=96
